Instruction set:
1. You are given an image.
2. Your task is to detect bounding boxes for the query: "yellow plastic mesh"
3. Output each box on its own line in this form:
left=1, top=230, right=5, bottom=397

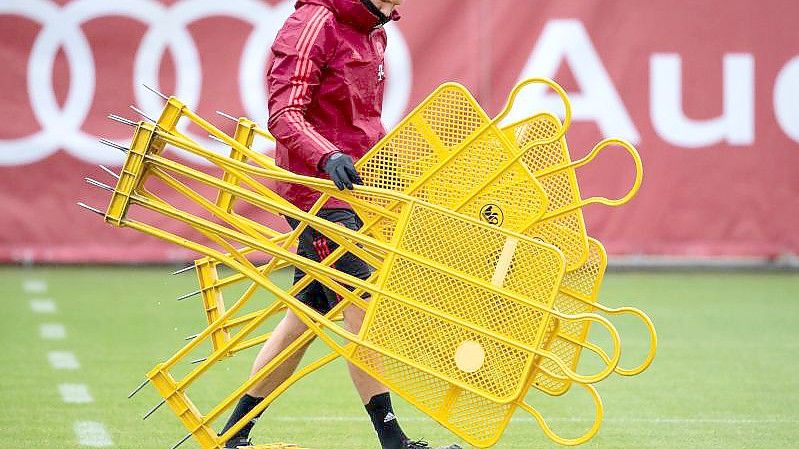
left=396, top=204, right=564, bottom=305
left=532, top=239, right=606, bottom=395
left=359, top=296, right=533, bottom=401
left=351, top=203, right=565, bottom=442
left=504, top=113, right=590, bottom=270
left=357, top=97, right=590, bottom=270
left=355, top=84, right=549, bottom=239
left=353, top=302, right=560, bottom=447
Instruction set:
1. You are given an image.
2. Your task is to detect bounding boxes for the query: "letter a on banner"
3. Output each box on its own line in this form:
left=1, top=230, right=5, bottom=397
left=510, top=19, right=640, bottom=143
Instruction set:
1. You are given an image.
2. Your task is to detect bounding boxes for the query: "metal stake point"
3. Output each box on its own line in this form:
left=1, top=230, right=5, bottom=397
left=207, top=134, right=227, bottom=145
left=99, top=138, right=129, bottom=153
left=215, top=110, right=239, bottom=122
left=176, top=290, right=201, bottom=301
left=77, top=202, right=105, bottom=217
left=169, top=433, right=192, bottom=449
left=84, top=177, right=115, bottom=192
left=129, top=105, right=157, bottom=123
left=99, top=165, right=121, bottom=180
left=189, top=357, right=208, bottom=365
left=127, top=378, right=151, bottom=399
left=107, top=114, right=138, bottom=127
left=184, top=333, right=199, bottom=341
left=142, top=83, right=169, bottom=101
left=142, top=399, right=167, bottom=420
left=171, top=265, right=196, bottom=276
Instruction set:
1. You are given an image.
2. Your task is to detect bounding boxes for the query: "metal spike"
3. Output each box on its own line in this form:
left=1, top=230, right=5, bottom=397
left=142, top=84, right=169, bottom=100
left=215, top=110, right=239, bottom=122
left=99, top=138, right=129, bottom=153
left=84, top=177, right=114, bottom=192
left=176, top=290, right=201, bottom=301
left=207, top=134, right=227, bottom=145
left=127, top=378, right=150, bottom=399
left=107, top=114, right=137, bottom=127
left=189, top=357, right=207, bottom=365
left=171, top=265, right=195, bottom=276
left=142, top=399, right=166, bottom=420
left=77, top=202, right=105, bottom=217
left=169, top=433, right=192, bottom=449
left=129, top=105, right=156, bottom=123
left=99, top=165, right=120, bottom=180
left=184, top=333, right=199, bottom=341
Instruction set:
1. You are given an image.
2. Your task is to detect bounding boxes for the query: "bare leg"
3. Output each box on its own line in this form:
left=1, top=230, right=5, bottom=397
left=246, top=309, right=313, bottom=398
left=343, top=303, right=389, bottom=404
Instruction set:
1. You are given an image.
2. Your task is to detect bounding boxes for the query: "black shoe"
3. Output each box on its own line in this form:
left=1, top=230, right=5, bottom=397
left=223, top=437, right=252, bottom=448
left=401, top=439, right=462, bottom=449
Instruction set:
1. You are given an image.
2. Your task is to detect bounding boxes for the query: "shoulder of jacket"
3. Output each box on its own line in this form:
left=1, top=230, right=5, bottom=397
left=276, top=4, right=338, bottom=49
left=293, top=4, right=337, bottom=25
left=286, top=4, right=339, bottom=40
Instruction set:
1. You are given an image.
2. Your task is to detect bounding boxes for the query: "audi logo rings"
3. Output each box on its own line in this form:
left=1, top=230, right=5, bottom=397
left=0, top=0, right=412, bottom=166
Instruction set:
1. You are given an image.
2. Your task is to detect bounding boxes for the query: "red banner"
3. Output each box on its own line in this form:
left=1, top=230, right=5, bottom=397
left=1, top=0, right=797, bottom=263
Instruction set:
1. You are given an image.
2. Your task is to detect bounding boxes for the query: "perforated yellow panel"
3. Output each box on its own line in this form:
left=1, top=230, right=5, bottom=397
left=355, top=84, right=549, bottom=241
left=503, top=113, right=590, bottom=270
left=356, top=92, right=591, bottom=271
left=352, top=304, right=560, bottom=448
left=351, top=203, right=566, bottom=445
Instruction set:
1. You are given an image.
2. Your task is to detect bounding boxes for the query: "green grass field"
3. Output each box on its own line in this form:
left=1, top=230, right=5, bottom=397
left=1, top=267, right=797, bottom=449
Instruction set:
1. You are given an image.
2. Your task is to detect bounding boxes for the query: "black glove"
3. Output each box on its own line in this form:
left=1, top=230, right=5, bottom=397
left=323, top=152, right=362, bottom=190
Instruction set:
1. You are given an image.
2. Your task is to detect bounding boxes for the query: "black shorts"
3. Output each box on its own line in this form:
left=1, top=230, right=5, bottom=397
left=285, top=208, right=373, bottom=314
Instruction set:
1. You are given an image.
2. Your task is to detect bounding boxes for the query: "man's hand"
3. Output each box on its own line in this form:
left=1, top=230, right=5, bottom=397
left=324, top=152, right=363, bottom=190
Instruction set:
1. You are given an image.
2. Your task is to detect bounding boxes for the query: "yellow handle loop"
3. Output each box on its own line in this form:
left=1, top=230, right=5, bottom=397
left=539, top=137, right=643, bottom=219
left=539, top=311, right=621, bottom=384
left=494, top=77, right=573, bottom=148
left=519, top=382, right=603, bottom=446
left=593, top=303, right=658, bottom=376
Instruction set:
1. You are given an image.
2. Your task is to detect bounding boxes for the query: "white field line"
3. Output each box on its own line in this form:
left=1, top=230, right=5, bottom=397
left=40, top=323, right=66, bottom=340
left=30, top=299, right=56, bottom=313
left=267, top=416, right=799, bottom=425
left=48, top=351, right=80, bottom=370
left=59, top=384, right=94, bottom=404
left=23, top=279, right=48, bottom=293
left=74, top=421, right=113, bottom=447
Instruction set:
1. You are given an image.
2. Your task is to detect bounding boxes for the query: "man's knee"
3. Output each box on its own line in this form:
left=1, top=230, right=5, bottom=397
left=278, top=311, right=311, bottom=342
left=343, top=305, right=366, bottom=333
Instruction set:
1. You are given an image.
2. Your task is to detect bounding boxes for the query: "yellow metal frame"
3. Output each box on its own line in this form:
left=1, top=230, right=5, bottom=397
left=191, top=83, right=650, bottom=398
left=88, top=78, right=659, bottom=448
left=100, top=108, right=623, bottom=447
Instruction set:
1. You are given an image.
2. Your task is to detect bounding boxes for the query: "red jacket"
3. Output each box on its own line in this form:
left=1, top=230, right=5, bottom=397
left=267, top=0, right=400, bottom=211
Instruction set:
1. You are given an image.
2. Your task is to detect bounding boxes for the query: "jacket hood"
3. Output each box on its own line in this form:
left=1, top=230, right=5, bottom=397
left=296, top=0, right=400, bottom=32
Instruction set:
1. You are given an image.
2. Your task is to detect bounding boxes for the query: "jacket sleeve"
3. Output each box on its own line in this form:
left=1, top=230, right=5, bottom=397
left=267, top=5, right=340, bottom=170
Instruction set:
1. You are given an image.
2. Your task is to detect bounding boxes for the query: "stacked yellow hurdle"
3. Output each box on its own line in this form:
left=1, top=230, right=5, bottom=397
left=81, top=78, right=656, bottom=449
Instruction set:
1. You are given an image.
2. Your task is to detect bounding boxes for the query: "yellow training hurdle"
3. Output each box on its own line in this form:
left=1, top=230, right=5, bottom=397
left=81, top=78, right=656, bottom=449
